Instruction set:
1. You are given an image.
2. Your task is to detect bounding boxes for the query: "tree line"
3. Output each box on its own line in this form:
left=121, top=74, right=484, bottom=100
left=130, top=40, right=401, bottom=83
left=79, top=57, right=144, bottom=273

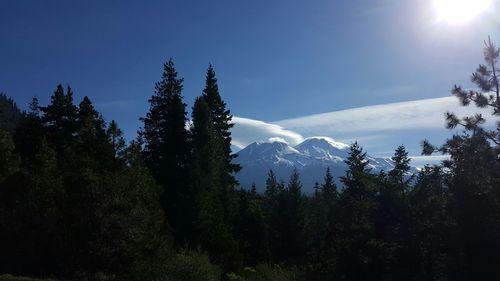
left=0, top=38, right=499, bottom=281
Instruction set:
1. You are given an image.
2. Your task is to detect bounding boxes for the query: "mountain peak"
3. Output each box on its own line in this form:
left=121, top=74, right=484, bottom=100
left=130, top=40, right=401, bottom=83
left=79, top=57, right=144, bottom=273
left=294, top=137, right=349, bottom=161
left=235, top=136, right=396, bottom=193
left=236, top=141, right=302, bottom=166
left=298, top=137, right=349, bottom=150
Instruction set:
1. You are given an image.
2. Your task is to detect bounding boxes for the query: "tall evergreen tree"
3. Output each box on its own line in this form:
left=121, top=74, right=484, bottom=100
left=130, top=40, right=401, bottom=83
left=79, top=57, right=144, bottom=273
left=373, top=146, right=413, bottom=280
left=281, top=169, right=306, bottom=264
left=263, top=170, right=288, bottom=263
left=0, top=138, right=66, bottom=277
left=13, top=98, right=44, bottom=162
left=107, top=120, right=126, bottom=160
left=320, top=167, right=339, bottom=272
left=337, top=142, right=381, bottom=280
left=422, top=37, right=500, bottom=280
left=139, top=58, right=189, bottom=241
left=40, top=85, right=78, bottom=151
left=446, top=133, right=500, bottom=280
left=1, top=90, right=174, bottom=280
left=340, top=141, right=371, bottom=189
left=264, top=170, right=280, bottom=200
left=304, top=168, right=339, bottom=279
left=201, top=65, right=241, bottom=233
left=202, top=64, right=241, bottom=181
left=188, top=96, right=238, bottom=267
left=100, top=141, right=173, bottom=280
left=409, top=165, right=452, bottom=280
left=388, top=145, right=412, bottom=185
left=233, top=189, right=270, bottom=265
left=75, top=96, right=111, bottom=165
left=322, top=167, right=338, bottom=200
left=428, top=36, right=500, bottom=150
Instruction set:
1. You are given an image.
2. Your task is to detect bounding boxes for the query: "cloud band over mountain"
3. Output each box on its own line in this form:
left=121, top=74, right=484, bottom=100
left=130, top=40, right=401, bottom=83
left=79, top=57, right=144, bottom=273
left=273, top=96, right=493, bottom=134
left=231, top=116, right=304, bottom=149
left=231, top=96, right=494, bottom=162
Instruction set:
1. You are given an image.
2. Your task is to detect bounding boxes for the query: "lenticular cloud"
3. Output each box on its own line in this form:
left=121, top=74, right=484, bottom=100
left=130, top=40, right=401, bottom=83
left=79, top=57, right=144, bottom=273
left=231, top=116, right=304, bottom=150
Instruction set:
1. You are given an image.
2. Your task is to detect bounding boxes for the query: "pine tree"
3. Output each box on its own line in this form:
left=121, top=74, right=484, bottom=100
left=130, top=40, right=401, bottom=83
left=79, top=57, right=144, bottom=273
left=304, top=169, right=339, bottom=279
left=446, top=133, right=500, bottom=280
left=98, top=141, right=172, bottom=280
left=432, top=37, right=500, bottom=149
left=0, top=137, right=65, bottom=277
left=388, top=145, right=412, bottom=185
left=40, top=85, right=78, bottom=151
left=263, top=170, right=288, bottom=262
left=1, top=91, right=174, bottom=280
left=13, top=97, right=45, bottom=162
left=202, top=64, right=241, bottom=180
left=322, top=167, right=338, bottom=200
left=107, top=120, right=126, bottom=160
left=321, top=167, right=339, bottom=275
left=68, top=117, right=173, bottom=281
left=77, top=96, right=105, bottom=137
left=264, top=170, right=279, bottom=199
left=340, top=141, right=371, bottom=190
left=281, top=169, right=306, bottom=264
left=250, top=182, right=257, bottom=194
left=421, top=37, right=500, bottom=280
left=0, top=129, right=19, bottom=182
left=75, top=96, right=111, bottom=165
left=233, top=189, right=270, bottom=265
left=0, top=93, right=22, bottom=132
left=337, top=142, right=381, bottom=280
left=373, top=146, right=413, bottom=279
left=409, top=165, right=452, bottom=280
left=139, top=58, right=189, bottom=241
left=201, top=65, right=241, bottom=234
left=188, top=96, right=238, bottom=267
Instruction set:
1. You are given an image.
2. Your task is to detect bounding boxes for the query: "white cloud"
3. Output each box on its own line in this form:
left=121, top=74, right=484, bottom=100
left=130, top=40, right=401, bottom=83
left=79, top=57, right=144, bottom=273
left=409, top=155, right=451, bottom=167
left=231, top=116, right=304, bottom=149
left=274, top=96, right=494, bottom=134
left=302, top=136, right=350, bottom=149
left=268, top=137, right=288, bottom=144
left=230, top=97, right=497, bottom=157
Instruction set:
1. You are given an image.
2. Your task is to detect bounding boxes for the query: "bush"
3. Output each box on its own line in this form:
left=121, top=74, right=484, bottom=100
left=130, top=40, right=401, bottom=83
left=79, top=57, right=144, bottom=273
left=225, top=272, right=245, bottom=281
left=162, top=250, right=221, bottom=281
left=230, top=264, right=302, bottom=281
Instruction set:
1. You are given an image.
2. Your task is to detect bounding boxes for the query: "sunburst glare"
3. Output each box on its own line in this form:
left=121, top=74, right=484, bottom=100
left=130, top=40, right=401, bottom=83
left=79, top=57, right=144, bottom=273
left=433, top=0, right=492, bottom=24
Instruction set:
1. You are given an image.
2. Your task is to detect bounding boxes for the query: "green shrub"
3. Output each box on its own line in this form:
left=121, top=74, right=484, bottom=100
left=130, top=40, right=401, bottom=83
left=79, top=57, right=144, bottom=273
left=225, top=272, right=245, bottom=281
left=72, top=272, right=116, bottom=281
left=236, top=264, right=302, bottom=281
left=162, top=250, right=221, bottom=281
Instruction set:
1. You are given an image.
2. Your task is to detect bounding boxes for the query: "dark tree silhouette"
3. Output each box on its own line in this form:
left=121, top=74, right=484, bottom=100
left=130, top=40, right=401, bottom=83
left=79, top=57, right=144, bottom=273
left=139, top=59, right=189, bottom=243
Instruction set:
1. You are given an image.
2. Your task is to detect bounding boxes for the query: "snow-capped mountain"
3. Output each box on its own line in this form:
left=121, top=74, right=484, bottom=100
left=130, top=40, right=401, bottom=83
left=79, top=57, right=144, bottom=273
left=294, top=137, right=350, bottom=162
left=234, top=137, right=395, bottom=193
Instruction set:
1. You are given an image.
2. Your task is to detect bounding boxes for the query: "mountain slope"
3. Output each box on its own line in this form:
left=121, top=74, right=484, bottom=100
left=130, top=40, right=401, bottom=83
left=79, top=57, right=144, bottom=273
left=234, top=137, right=395, bottom=193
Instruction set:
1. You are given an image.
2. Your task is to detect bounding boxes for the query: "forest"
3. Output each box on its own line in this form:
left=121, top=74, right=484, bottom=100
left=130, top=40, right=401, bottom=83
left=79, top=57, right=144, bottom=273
left=0, top=38, right=499, bottom=281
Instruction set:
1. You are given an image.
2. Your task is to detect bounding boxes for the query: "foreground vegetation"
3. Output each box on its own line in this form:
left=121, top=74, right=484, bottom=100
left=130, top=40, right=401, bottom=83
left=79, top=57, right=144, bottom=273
left=1, top=38, right=499, bottom=281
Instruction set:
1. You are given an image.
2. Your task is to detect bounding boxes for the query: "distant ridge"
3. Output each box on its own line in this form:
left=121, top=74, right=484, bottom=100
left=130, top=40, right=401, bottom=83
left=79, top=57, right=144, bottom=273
left=234, top=137, right=397, bottom=193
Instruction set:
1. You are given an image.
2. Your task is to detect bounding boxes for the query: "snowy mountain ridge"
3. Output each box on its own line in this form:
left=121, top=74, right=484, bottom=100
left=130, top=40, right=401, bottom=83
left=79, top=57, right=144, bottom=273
left=234, top=137, right=396, bottom=193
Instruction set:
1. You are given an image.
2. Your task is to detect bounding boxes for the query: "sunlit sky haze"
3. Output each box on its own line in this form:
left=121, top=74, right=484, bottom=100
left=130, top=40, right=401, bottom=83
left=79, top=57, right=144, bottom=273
left=1, top=0, right=499, bottom=162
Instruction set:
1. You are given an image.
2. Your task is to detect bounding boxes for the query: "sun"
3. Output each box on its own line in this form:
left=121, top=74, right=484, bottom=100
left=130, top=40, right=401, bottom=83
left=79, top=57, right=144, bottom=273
left=433, top=0, right=492, bottom=24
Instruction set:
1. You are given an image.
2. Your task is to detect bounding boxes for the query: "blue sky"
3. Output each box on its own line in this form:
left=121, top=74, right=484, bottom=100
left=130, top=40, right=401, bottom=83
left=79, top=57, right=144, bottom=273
left=1, top=0, right=499, bottom=162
